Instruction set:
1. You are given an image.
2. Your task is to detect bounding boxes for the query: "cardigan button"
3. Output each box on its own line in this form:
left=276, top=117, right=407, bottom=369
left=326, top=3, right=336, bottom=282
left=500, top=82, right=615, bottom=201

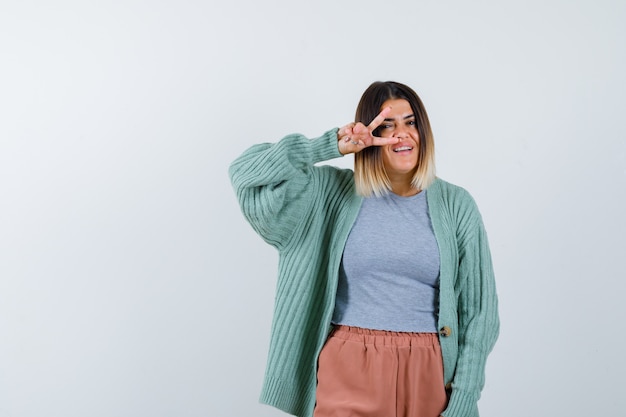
left=439, top=326, right=452, bottom=337
left=445, top=382, right=453, bottom=390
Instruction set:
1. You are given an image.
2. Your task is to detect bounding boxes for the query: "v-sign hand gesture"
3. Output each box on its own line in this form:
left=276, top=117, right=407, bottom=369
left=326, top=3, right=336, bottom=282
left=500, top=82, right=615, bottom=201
left=336, top=106, right=401, bottom=155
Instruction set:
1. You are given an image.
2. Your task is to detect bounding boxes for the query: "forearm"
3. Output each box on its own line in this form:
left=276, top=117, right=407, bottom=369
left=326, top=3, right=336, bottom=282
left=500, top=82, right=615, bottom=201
left=229, top=129, right=341, bottom=189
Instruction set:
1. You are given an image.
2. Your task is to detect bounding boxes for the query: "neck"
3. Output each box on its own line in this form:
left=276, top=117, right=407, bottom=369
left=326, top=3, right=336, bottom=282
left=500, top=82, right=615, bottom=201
left=390, top=180, right=420, bottom=197
left=387, top=169, right=421, bottom=196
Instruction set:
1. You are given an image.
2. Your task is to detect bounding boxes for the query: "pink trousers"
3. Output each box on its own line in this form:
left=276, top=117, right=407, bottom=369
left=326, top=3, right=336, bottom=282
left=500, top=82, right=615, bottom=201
left=313, top=326, right=448, bottom=417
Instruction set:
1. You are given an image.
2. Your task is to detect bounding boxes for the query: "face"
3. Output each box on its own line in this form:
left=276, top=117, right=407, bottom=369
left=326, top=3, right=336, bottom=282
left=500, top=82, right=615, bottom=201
left=378, top=98, right=419, bottom=179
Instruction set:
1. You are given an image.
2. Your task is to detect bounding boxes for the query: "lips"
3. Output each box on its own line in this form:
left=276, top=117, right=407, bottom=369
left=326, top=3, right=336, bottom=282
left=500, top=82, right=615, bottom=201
left=393, top=146, right=413, bottom=152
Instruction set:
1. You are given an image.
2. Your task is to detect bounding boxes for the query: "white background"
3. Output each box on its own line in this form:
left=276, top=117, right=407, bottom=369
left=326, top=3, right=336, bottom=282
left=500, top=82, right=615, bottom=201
left=1, top=1, right=625, bottom=416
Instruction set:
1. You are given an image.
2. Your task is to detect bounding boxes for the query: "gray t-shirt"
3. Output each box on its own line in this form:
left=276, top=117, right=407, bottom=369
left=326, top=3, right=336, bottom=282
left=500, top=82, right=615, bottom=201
left=332, top=190, right=440, bottom=332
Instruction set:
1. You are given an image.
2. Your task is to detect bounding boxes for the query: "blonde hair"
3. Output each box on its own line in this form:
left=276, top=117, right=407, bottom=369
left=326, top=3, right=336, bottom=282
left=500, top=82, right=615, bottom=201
left=353, top=81, right=436, bottom=197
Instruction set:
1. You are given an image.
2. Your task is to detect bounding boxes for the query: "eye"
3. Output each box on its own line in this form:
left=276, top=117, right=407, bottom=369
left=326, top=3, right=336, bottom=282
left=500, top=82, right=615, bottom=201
left=407, top=120, right=416, bottom=127
left=381, top=123, right=393, bottom=129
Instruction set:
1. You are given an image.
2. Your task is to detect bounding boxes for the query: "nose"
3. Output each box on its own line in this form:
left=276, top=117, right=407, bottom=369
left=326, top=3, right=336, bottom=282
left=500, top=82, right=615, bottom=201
left=393, top=125, right=409, bottom=139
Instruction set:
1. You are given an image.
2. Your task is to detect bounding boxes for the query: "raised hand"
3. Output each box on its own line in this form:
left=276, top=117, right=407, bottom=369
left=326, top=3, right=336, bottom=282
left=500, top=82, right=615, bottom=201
left=336, top=107, right=400, bottom=155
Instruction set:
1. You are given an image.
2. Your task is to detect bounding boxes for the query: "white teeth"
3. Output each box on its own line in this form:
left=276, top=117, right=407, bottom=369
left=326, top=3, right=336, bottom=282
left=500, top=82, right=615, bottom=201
left=393, top=146, right=412, bottom=152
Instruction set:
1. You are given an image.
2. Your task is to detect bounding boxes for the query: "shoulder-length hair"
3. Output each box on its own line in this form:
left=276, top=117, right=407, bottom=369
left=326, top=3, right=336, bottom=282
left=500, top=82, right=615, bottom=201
left=354, top=81, right=436, bottom=197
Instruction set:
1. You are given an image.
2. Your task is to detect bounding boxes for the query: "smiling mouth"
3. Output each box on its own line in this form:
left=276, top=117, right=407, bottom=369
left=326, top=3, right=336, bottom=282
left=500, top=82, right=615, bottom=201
left=393, top=146, right=413, bottom=152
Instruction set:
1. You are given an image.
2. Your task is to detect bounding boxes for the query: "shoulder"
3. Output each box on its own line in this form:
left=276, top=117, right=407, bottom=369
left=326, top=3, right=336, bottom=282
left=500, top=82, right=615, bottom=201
left=427, top=178, right=485, bottom=237
left=428, top=178, right=478, bottom=210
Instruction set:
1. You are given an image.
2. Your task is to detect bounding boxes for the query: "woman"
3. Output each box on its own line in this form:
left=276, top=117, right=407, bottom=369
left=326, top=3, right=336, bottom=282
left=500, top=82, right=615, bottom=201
left=229, top=81, right=499, bottom=417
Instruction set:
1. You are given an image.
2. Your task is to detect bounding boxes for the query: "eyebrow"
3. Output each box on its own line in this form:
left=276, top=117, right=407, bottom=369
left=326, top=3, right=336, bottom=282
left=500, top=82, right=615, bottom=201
left=384, top=114, right=415, bottom=122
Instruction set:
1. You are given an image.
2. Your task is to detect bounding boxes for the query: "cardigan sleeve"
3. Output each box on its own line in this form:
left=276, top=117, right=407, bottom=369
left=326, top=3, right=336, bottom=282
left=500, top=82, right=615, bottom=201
left=443, top=193, right=500, bottom=417
left=228, top=128, right=342, bottom=250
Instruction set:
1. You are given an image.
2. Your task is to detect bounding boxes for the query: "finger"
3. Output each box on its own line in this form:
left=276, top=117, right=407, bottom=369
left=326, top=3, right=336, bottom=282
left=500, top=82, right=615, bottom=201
left=338, top=123, right=355, bottom=141
left=344, top=130, right=358, bottom=144
left=337, top=135, right=361, bottom=155
left=367, top=106, right=392, bottom=132
left=344, top=132, right=360, bottom=145
left=371, top=135, right=401, bottom=147
left=352, top=123, right=368, bottom=136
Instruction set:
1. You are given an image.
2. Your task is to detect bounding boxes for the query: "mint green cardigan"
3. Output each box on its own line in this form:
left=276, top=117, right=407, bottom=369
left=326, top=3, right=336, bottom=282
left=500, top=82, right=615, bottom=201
left=229, top=129, right=499, bottom=417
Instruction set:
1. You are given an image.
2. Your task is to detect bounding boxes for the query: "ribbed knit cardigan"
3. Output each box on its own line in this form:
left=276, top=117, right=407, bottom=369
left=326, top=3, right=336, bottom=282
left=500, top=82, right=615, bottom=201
left=229, top=129, right=499, bottom=417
